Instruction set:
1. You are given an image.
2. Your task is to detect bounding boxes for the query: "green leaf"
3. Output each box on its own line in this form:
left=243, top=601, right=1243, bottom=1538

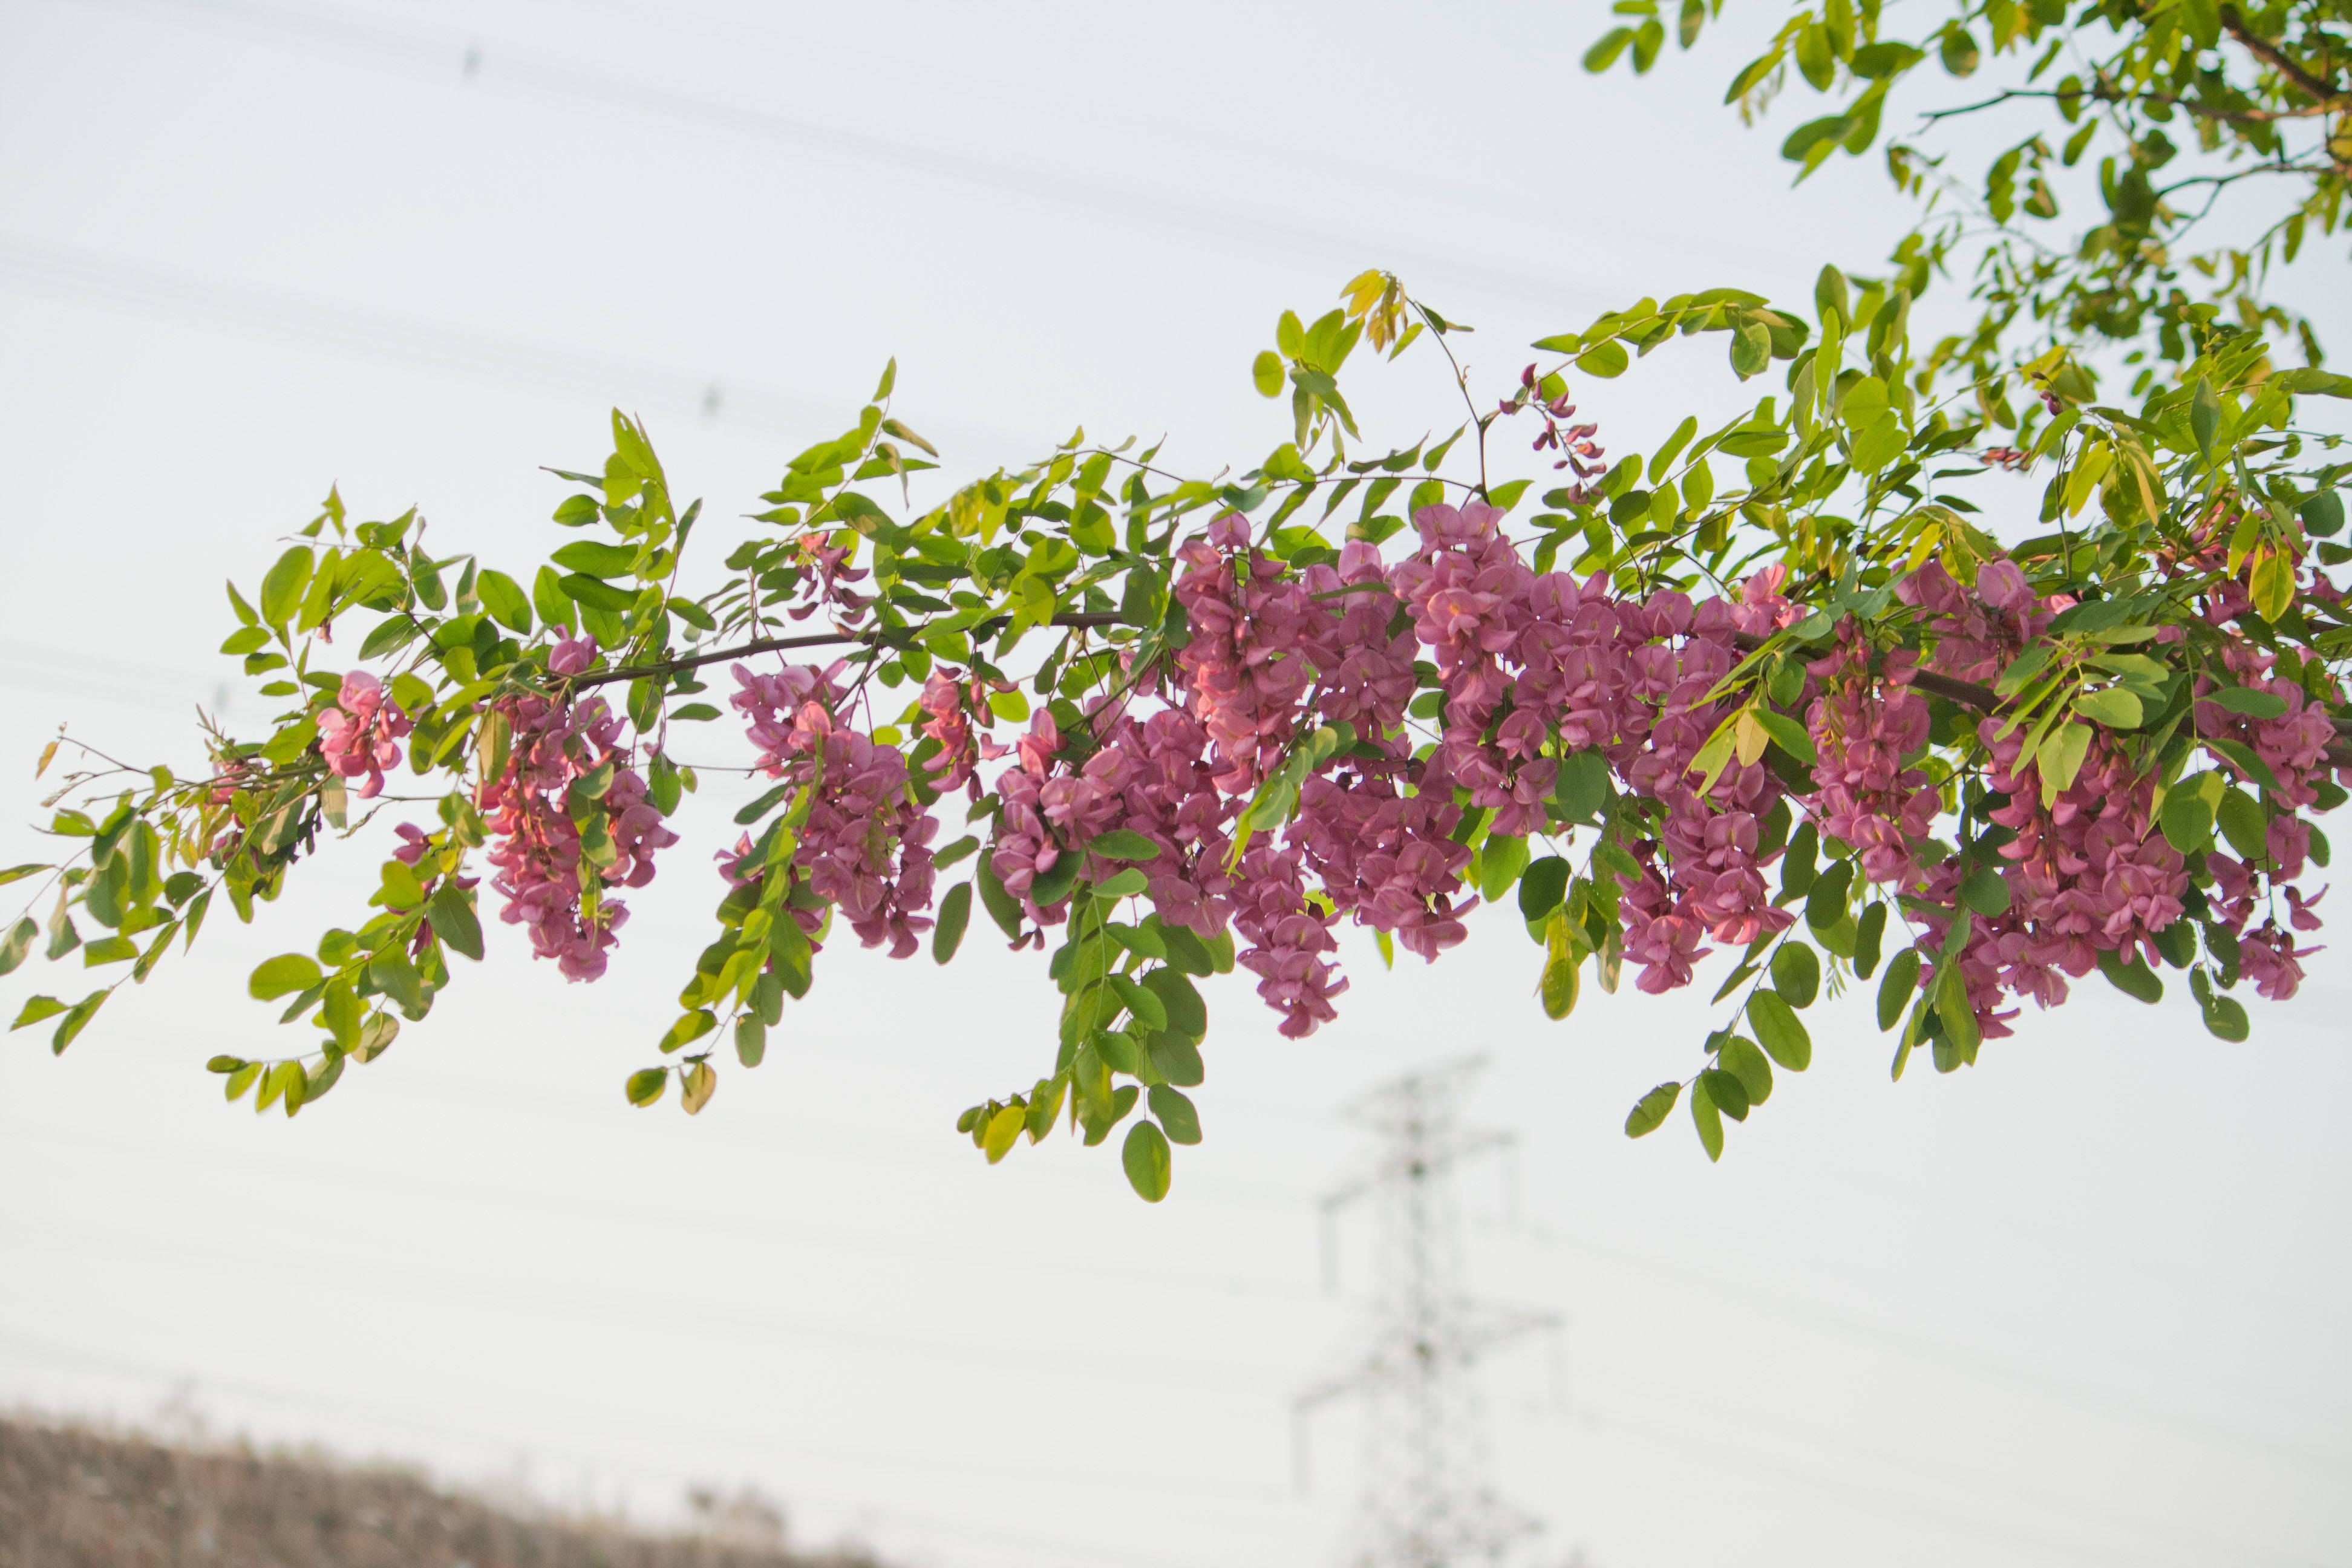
left=550, top=540, right=639, bottom=578
left=1749, top=708, right=1815, bottom=765
left=248, top=953, right=323, bottom=1001
left=1689, top=1074, right=1725, bottom=1161
left=1518, top=856, right=1571, bottom=925
left=1148, top=1085, right=1201, bottom=1145
left=1575, top=341, right=1630, bottom=379
left=1477, top=834, right=1529, bottom=903
left=2160, top=773, right=2221, bottom=854
left=932, top=883, right=972, bottom=964
left=2073, top=687, right=2143, bottom=728
left=1122, top=1120, right=1173, bottom=1201
left=1552, top=750, right=1612, bottom=825
left=2037, top=721, right=2094, bottom=802
left=1624, top=1081, right=1681, bottom=1138
left=2096, top=946, right=2163, bottom=1004
left=1780, top=114, right=1851, bottom=163
left=49, top=990, right=104, bottom=1054
left=0, top=917, right=35, bottom=978
left=976, top=843, right=1024, bottom=941
left=370, top=950, right=430, bottom=1015
left=1875, top=948, right=1921, bottom=1030
left=1094, top=867, right=1150, bottom=900
left=532, top=565, right=575, bottom=630
left=1540, top=950, right=1580, bottom=1020
left=1770, top=941, right=1820, bottom=1007
left=1852, top=902, right=1886, bottom=978
left=1746, top=990, right=1812, bottom=1070
left=1090, top=828, right=1161, bottom=861
left=12, top=996, right=68, bottom=1030
left=2203, top=736, right=2282, bottom=792
left=1804, top=859, right=1853, bottom=930
left=2203, top=685, right=2289, bottom=719
left=259, top=546, right=314, bottom=629
left=1730, top=322, right=1772, bottom=378
left=1934, top=961, right=1981, bottom=1054
left=1583, top=24, right=1636, bottom=71
left=1958, top=865, right=2012, bottom=916
left=2216, top=786, right=2267, bottom=861
left=2200, top=990, right=2250, bottom=1042
left=1109, top=972, right=1168, bottom=1032
left=426, top=883, right=485, bottom=961
left=1719, top=1036, right=1774, bottom=1106
left=1700, top=1067, right=1750, bottom=1122
left=475, top=569, right=533, bottom=633
left=2189, top=376, right=2220, bottom=461
left=626, top=1067, right=668, bottom=1106
left=560, top=573, right=638, bottom=612
left=1142, top=968, right=1207, bottom=1038
left=1252, top=351, right=1285, bottom=397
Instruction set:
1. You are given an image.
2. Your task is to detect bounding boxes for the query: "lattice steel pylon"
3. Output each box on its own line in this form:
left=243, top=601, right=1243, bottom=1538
left=1296, top=1056, right=1561, bottom=1568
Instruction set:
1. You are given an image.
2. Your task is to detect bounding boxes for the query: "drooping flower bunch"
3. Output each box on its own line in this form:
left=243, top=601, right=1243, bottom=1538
left=844, top=503, right=1847, bottom=1028
left=317, top=670, right=411, bottom=800
left=1885, top=558, right=2336, bottom=1035
left=730, top=661, right=938, bottom=958
left=477, top=635, right=678, bottom=981
left=1803, top=623, right=1937, bottom=887
left=2194, top=638, right=2341, bottom=1001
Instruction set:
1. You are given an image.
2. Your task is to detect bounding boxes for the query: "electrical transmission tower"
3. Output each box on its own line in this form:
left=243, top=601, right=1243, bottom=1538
left=1296, top=1057, right=1563, bottom=1568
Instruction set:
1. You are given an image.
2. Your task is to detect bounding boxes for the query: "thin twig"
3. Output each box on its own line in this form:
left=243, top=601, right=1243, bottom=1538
left=2220, top=7, right=2345, bottom=104
left=569, top=612, right=1127, bottom=689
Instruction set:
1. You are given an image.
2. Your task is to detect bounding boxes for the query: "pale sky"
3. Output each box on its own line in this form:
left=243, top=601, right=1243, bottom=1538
left=2, top=3, right=2348, bottom=1567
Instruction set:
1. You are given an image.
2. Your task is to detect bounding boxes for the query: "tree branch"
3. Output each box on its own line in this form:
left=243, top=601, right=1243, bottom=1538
left=2219, top=8, right=2345, bottom=104
left=569, top=612, right=1128, bottom=690
left=1731, top=633, right=2352, bottom=765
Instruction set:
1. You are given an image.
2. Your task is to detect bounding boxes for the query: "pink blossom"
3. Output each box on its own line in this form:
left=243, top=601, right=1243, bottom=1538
left=317, top=670, right=413, bottom=800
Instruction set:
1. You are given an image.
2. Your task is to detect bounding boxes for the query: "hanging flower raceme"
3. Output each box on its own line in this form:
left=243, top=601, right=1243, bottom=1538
left=477, top=636, right=678, bottom=982
left=317, top=670, right=411, bottom=800
left=731, top=661, right=938, bottom=959
left=1803, top=621, right=1936, bottom=887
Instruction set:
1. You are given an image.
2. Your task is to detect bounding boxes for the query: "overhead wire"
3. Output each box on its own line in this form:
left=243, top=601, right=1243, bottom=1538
left=1509, top=1217, right=2345, bottom=1480
left=66, top=0, right=1617, bottom=318
left=0, top=1325, right=1239, bottom=1568
left=0, top=230, right=918, bottom=446
left=4, top=1121, right=2325, bottom=1568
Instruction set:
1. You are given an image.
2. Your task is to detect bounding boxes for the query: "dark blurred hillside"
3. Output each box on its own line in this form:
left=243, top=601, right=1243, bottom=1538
left=0, top=1417, right=880, bottom=1568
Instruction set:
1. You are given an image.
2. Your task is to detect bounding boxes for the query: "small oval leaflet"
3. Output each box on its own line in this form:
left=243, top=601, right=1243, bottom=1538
left=1623, top=1081, right=1682, bottom=1138
left=1746, top=989, right=1812, bottom=1071
left=1770, top=941, right=1821, bottom=1008
left=1089, top=828, right=1161, bottom=861
left=1122, top=1120, right=1172, bottom=1201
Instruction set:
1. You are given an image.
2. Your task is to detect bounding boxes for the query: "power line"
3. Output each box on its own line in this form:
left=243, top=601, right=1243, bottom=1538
left=1543, top=1364, right=2318, bottom=1568
left=0, top=229, right=864, bottom=441
left=1511, top=1217, right=2348, bottom=1481
left=0, top=1325, right=1236, bottom=1568
left=0, top=1204, right=1296, bottom=1406
left=0, top=1117, right=1322, bottom=1308
left=67, top=0, right=1614, bottom=315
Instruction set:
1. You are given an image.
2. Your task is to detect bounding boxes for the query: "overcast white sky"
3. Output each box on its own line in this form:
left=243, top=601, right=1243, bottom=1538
left=2, top=2, right=2348, bottom=1567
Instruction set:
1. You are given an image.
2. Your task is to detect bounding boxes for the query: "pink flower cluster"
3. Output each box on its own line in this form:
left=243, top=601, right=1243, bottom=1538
left=477, top=637, right=678, bottom=981
left=731, top=662, right=937, bottom=959
left=728, top=495, right=2337, bottom=1050
left=1893, top=559, right=2336, bottom=1033
left=1806, top=623, right=1936, bottom=886
left=318, top=671, right=411, bottom=799
left=2193, top=639, right=2341, bottom=999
